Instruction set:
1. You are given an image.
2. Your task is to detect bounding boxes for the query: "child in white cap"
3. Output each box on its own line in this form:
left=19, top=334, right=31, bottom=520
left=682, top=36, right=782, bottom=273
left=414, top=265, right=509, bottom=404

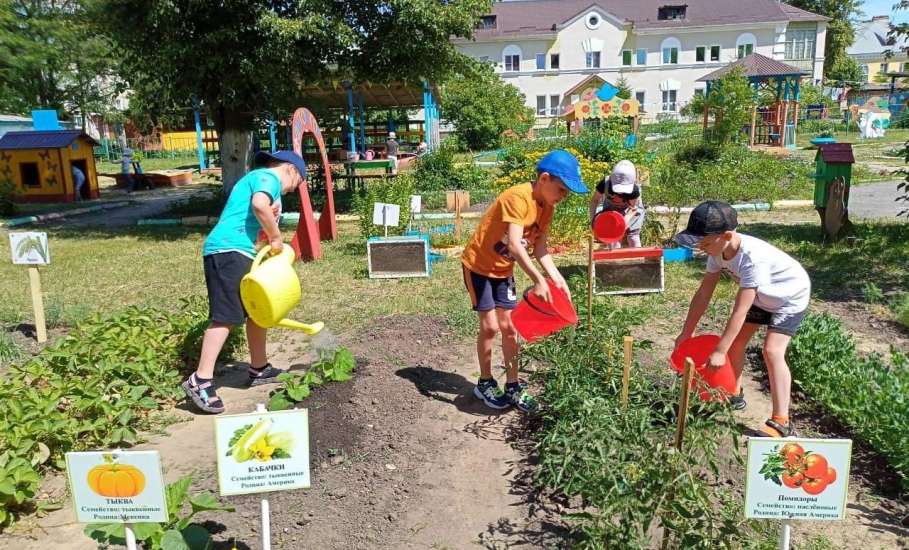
left=588, top=160, right=644, bottom=248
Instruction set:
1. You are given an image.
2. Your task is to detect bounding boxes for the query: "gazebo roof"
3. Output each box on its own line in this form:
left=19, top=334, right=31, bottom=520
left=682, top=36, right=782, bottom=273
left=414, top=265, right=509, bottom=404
left=697, top=53, right=805, bottom=82
left=816, top=143, right=855, bottom=164
left=298, top=81, right=439, bottom=110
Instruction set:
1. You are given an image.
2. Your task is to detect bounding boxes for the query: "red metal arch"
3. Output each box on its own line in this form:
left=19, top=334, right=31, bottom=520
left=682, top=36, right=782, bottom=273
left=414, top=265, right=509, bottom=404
left=289, top=107, right=337, bottom=261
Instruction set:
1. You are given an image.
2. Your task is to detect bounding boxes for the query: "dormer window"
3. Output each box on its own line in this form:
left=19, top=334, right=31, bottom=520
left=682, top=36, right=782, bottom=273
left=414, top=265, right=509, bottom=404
left=476, top=15, right=497, bottom=30
left=658, top=5, right=687, bottom=20
left=585, top=12, right=602, bottom=30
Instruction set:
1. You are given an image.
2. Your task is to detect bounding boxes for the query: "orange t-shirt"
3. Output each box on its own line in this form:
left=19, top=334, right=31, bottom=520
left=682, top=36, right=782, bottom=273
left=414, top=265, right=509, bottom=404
left=461, top=183, right=553, bottom=279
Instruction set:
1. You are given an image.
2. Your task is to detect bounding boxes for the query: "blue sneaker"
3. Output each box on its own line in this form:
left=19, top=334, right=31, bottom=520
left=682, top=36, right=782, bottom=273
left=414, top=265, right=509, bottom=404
left=504, top=382, right=538, bottom=414
left=473, top=378, right=511, bottom=409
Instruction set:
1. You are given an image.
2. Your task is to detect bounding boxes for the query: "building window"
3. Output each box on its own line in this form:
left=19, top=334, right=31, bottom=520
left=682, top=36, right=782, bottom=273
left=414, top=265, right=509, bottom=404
left=636, top=48, right=646, bottom=65
left=585, top=12, right=602, bottom=30
left=710, top=45, right=721, bottom=62
left=536, top=95, right=547, bottom=116
left=476, top=15, right=496, bottom=30
left=694, top=88, right=705, bottom=97
left=784, top=29, right=815, bottom=61
left=661, top=37, right=680, bottom=65
left=586, top=51, right=601, bottom=68
left=503, top=45, right=521, bottom=72
left=736, top=33, right=756, bottom=59
left=695, top=46, right=706, bottom=63
left=635, top=91, right=646, bottom=112
left=20, top=162, right=40, bottom=188
left=550, top=53, right=560, bottom=69
left=880, top=62, right=890, bottom=77
left=860, top=64, right=869, bottom=81
left=661, top=90, right=677, bottom=112
left=658, top=5, right=687, bottom=20
left=902, top=62, right=909, bottom=73
left=536, top=53, right=546, bottom=70
left=622, top=50, right=632, bottom=66
left=549, top=95, right=560, bottom=116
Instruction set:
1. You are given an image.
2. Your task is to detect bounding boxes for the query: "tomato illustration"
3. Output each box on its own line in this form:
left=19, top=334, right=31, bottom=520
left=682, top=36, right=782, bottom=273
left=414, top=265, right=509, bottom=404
left=824, top=467, right=837, bottom=484
left=803, top=454, right=829, bottom=479
left=802, top=477, right=828, bottom=495
left=779, top=443, right=804, bottom=458
left=781, top=471, right=805, bottom=488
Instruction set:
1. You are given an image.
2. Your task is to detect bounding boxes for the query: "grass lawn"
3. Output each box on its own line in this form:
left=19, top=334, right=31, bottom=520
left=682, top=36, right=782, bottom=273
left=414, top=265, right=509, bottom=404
left=96, top=155, right=201, bottom=174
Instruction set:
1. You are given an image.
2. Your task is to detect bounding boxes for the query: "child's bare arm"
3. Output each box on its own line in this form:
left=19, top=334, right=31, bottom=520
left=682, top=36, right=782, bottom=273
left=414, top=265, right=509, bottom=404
left=588, top=191, right=603, bottom=220
left=533, top=232, right=570, bottom=299
left=708, top=287, right=757, bottom=369
left=507, top=223, right=550, bottom=302
left=676, top=271, right=721, bottom=347
left=252, top=192, right=283, bottom=252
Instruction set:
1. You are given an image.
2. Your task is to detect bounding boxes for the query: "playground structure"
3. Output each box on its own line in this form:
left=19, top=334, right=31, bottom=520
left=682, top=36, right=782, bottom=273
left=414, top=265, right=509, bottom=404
left=813, top=143, right=855, bottom=241
left=0, top=130, right=100, bottom=202
left=561, top=83, right=641, bottom=136
left=698, top=53, right=805, bottom=148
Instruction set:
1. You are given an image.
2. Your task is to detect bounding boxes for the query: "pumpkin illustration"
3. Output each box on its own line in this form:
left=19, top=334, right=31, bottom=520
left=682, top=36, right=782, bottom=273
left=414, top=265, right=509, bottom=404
left=87, top=455, right=146, bottom=497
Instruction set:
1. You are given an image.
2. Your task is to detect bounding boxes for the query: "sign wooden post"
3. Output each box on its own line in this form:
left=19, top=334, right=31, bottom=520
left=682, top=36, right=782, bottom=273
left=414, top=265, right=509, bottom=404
left=674, top=358, right=694, bottom=451
left=28, top=267, right=47, bottom=343
left=621, top=336, right=633, bottom=408
left=454, top=196, right=462, bottom=242
left=124, top=523, right=138, bottom=550
left=255, top=403, right=272, bottom=550
left=587, top=235, right=594, bottom=330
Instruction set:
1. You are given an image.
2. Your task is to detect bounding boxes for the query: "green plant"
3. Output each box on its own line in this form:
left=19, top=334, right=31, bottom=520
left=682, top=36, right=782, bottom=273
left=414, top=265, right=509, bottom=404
left=352, top=175, right=416, bottom=239
left=0, top=180, right=18, bottom=217
left=787, top=313, right=909, bottom=490
left=84, top=475, right=234, bottom=550
left=891, top=293, right=909, bottom=328
left=268, top=347, right=355, bottom=411
left=412, top=145, right=492, bottom=195
left=862, top=282, right=884, bottom=304
left=704, top=67, right=756, bottom=145
left=0, top=331, right=20, bottom=365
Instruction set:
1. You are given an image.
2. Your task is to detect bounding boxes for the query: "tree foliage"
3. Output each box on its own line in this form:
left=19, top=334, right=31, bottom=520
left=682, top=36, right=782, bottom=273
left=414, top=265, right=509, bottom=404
left=705, top=67, right=756, bottom=145
left=785, top=0, right=864, bottom=83
left=440, top=59, right=532, bottom=150
left=0, top=0, right=124, bottom=122
left=90, top=0, right=492, bottom=187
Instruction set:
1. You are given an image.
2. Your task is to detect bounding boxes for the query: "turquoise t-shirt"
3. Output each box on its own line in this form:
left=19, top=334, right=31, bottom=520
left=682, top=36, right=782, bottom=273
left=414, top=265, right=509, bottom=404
left=203, top=169, right=282, bottom=258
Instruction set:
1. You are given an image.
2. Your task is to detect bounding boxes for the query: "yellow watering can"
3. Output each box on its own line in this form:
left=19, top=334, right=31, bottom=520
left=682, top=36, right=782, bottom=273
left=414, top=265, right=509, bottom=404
left=240, top=245, right=324, bottom=334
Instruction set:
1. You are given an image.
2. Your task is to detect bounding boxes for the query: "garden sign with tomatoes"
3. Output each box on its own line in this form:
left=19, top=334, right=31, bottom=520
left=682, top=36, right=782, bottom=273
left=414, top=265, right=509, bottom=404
left=65, top=451, right=168, bottom=523
left=744, top=438, right=852, bottom=521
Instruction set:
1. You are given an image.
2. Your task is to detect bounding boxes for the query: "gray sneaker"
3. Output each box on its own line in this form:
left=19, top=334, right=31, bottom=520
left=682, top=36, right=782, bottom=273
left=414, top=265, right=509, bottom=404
left=473, top=379, right=511, bottom=409
left=729, top=388, right=746, bottom=410
left=247, top=363, right=286, bottom=386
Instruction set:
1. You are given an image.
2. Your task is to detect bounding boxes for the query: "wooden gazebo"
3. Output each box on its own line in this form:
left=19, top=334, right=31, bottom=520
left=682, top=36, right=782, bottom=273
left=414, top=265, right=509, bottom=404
left=698, top=53, right=805, bottom=148
left=561, top=84, right=641, bottom=136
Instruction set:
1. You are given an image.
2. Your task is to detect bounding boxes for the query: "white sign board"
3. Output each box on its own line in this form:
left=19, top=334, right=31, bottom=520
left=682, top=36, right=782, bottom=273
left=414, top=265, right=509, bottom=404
left=372, top=202, right=400, bottom=227
left=745, top=438, right=852, bottom=521
left=409, top=195, right=422, bottom=214
left=9, top=232, right=50, bottom=265
left=215, top=409, right=310, bottom=496
left=65, top=451, right=168, bottom=523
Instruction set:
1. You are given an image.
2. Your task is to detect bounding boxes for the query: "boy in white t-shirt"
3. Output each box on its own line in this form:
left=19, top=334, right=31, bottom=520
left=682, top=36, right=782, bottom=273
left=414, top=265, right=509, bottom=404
left=673, top=201, right=810, bottom=438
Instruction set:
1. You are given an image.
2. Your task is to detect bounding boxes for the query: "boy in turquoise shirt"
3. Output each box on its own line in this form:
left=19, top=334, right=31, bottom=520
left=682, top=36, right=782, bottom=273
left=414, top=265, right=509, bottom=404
left=182, top=150, right=306, bottom=414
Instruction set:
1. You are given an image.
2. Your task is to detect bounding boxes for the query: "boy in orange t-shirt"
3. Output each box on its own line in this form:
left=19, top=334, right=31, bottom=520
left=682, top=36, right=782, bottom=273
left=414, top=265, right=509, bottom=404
left=461, top=150, right=588, bottom=412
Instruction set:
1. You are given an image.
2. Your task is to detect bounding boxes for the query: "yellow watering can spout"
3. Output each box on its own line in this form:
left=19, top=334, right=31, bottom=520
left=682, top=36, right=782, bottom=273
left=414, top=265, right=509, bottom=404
left=277, top=319, right=324, bottom=335
left=239, top=244, right=325, bottom=332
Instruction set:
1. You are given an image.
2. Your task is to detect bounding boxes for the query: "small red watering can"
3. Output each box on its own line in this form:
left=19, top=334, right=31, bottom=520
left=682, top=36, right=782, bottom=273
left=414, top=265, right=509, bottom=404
left=670, top=335, right=737, bottom=401
left=512, top=279, right=578, bottom=343
left=592, top=211, right=626, bottom=245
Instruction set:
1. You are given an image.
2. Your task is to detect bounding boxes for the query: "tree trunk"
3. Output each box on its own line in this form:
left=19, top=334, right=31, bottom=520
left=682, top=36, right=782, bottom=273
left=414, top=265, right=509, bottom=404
left=215, top=107, right=255, bottom=197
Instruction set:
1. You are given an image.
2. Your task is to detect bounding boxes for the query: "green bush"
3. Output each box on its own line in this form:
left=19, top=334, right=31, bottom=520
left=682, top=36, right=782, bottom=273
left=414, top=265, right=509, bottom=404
left=787, top=313, right=909, bottom=491
left=352, top=174, right=416, bottom=239
left=891, top=293, right=909, bottom=329
left=413, top=146, right=491, bottom=193
left=0, top=299, right=242, bottom=529
left=0, top=180, right=18, bottom=217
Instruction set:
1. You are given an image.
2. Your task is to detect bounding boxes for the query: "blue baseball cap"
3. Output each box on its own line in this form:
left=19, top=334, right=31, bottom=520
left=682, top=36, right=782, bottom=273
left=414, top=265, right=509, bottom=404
left=536, top=150, right=588, bottom=193
left=254, top=150, right=307, bottom=180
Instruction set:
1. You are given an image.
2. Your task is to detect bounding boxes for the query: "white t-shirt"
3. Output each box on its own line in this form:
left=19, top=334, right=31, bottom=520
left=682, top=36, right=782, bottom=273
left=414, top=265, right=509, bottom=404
left=706, top=233, right=810, bottom=314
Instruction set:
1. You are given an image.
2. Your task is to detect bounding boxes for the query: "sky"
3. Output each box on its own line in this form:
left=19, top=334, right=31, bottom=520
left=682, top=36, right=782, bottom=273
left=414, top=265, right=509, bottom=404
left=862, top=0, right=909, bottom=24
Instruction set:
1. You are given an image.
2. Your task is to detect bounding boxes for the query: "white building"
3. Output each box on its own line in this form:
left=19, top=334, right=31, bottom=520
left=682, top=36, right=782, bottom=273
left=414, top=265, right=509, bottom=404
left=453, top=0, right=828, bottom=122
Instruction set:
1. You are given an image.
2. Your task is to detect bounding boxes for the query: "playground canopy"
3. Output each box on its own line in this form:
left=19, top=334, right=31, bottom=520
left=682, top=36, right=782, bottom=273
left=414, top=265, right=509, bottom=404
left=561, top=83, right=641, bottom=136
left=698, top=53, right=805, bottom=148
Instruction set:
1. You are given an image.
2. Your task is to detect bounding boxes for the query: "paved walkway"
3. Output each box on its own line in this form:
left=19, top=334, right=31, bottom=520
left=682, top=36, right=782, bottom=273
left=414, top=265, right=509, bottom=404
left=850, top=180, right=907, bottom=220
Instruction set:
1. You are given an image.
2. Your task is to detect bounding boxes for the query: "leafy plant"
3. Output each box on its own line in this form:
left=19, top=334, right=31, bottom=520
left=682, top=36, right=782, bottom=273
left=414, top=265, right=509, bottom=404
left=268, top=347, right=355, bottom=411
left=0, top=180, right=18, bottom=217
left=84, top=475, right=234, bottom=550
left=352, top=175, right=416, bottom=239
left=861, top=282, right=884, bottom=304
left=788, top=313, right=909, bottom=490
left=891, top=293, right=909, bottom=329
left=0, top=331, right=20, bottom=365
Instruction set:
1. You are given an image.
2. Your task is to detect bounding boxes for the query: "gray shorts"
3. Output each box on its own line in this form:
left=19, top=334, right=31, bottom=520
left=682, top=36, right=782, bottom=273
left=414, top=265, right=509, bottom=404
left=745, top=305, right=807, bottom=337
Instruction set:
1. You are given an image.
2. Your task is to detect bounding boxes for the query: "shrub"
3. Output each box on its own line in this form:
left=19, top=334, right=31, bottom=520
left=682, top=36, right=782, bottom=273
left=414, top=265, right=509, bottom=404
left=352, top=174, right=416, bottom=239
left=0, top=180, right=18, bottom=217
left=787, top=313, right=909, bottom=491
left=891, top=293, right=909, bottom=329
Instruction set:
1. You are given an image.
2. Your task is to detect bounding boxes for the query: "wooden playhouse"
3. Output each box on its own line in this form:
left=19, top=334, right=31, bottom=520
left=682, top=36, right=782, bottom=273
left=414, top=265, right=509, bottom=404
left=0, top=130, right=99, bottom=202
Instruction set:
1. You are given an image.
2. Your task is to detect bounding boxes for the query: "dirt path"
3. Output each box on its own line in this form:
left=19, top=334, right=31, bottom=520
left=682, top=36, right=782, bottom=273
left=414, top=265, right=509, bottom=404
left=44, top=187, right=206, bottom=228
left=4, top=315, right=562, bottom=550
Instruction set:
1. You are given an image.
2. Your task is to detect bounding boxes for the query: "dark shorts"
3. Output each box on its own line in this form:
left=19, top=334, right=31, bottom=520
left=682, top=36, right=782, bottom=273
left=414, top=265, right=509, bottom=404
left=745, top=305, right=807, bottom=337
left=462, top=266, right=517, bottom=312
left=203, top=252, right=253, bottom=325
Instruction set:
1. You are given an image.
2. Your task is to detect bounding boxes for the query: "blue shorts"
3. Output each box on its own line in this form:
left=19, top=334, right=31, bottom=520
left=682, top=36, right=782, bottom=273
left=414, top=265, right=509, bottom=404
left=462, top=266, right=517, bottom=312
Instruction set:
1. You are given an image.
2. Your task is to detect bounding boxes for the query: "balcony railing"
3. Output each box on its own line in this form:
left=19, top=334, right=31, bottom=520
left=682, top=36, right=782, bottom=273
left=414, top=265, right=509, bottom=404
left=784, top=58, right=815, bottom=73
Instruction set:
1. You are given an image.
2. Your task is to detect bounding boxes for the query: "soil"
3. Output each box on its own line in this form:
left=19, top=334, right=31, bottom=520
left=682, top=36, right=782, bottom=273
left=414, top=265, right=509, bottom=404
left=2, top=315, right=568, bottom=550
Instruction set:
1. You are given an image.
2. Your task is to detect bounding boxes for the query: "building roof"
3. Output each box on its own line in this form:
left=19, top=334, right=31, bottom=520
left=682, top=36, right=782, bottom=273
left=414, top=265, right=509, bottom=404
left=467, top=0, right=827, bottom=39
left=817, top=143, right=855, bottom=164
left=847, top=16, right=909, bottom=57
left=562, top=75, right=607, bottom=99
left=698, top=53, right=805, bottom=81
left=0, top=130, right=97, bottom=150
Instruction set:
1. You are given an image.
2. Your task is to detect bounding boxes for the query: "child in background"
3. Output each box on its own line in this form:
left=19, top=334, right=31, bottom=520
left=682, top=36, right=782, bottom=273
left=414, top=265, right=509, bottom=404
left=461, top=150, right=588, bottom=412
left=588, top=160, right=644, bottom=248
left=182, top=150, right=307, bottom=414
left=673, top=201, right=810, bottom=437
